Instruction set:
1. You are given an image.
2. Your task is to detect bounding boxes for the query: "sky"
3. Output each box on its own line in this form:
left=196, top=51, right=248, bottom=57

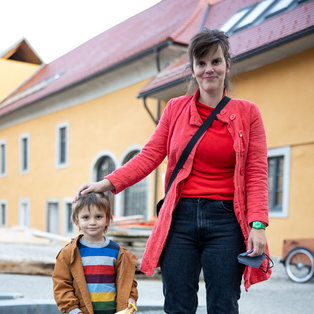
left=0, top=0, right=161, bottom=63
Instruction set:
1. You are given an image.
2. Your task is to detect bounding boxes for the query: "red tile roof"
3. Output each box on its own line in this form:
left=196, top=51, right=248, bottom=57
left=0, top=0, right=198, bottom=117
left=1, top=0, right=313, bottom=114
left=139, top=55, right=191, bottom=95
left=228, top=2, right=314, bottom=57
left=139, top=0, right=314, bottom=97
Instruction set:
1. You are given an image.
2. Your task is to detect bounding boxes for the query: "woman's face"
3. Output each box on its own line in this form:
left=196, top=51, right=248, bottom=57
left=192, top=45, right=230, bottom=96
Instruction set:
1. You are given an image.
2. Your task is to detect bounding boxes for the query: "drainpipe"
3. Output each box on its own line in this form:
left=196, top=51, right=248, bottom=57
left=142, top=45, right=163, bottom=216
left=143, top=96, right=158, bottom=125
left=154, top=45, right=161, bottom=216
left=154, top=46, right=161, bottom=72
left=142, top=44, right=163, bottom=124
left=153, top=100, right=161, bottom=215
left=200, top=4, right=210, bottom=31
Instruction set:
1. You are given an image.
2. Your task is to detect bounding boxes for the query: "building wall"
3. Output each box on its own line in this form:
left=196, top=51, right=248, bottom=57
left=2, top=43, right=313, bottom=256
left=0, top=59, right=39, bottom=100
left=232, top=47, right=314, bottom=256
left=0, top=78, right=159, bottom=233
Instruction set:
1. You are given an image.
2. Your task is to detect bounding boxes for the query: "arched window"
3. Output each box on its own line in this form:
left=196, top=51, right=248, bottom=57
left=123, top=150, right=148, bottom=219
left=96, top=156, right=115, bottom=211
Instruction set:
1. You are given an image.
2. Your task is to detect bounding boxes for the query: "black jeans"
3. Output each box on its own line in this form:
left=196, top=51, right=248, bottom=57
left=160, top=198, right=245, bottom=314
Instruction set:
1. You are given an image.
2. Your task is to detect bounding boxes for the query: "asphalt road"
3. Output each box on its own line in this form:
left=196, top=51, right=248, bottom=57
left=0, top=258, right=314, bottom=314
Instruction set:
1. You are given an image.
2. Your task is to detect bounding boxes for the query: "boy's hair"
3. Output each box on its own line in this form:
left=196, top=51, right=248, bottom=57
left=72, top=193, right=112, bottom=232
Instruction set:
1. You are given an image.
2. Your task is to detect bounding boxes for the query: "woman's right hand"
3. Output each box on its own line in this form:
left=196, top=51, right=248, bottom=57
left=73, top=179, right=114, bottom=203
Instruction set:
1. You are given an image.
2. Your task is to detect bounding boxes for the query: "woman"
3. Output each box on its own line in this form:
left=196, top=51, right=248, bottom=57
left=74, top=29, right=271, bottom=313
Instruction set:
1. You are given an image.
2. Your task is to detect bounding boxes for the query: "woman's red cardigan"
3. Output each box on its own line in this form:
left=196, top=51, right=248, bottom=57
left=106, top=90, right=271, bottom=290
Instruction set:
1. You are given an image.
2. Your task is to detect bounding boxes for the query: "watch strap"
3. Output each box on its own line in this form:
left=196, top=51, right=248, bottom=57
left=252, top=221, right=266, bottom=229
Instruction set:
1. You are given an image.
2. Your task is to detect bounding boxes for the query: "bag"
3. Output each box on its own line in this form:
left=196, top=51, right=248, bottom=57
left=155, top=96, right=231, bottom=217
left=156, top=198, right=164, bottom=217
left=237, top=249, right=274, bottom=273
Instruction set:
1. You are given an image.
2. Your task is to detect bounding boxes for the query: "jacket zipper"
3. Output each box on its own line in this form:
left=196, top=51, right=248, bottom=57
left=71, top=271, right=92, bottom=314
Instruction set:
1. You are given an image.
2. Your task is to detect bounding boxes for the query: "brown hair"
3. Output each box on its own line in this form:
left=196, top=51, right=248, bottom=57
left=187, top=28, right=231, bottom=94
left=72, top=193, right=112, bottom=233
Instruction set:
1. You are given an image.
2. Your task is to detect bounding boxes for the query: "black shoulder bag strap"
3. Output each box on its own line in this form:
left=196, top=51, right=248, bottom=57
left=156, top=96, right=231, bottom=216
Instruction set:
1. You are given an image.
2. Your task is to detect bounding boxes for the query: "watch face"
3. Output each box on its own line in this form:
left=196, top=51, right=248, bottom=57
left=253, top=221, right=265, bottom=229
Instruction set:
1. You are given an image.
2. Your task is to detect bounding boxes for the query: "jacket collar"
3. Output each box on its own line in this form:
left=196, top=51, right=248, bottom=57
left=70, top=234, right=84, bottom=264
left=189, top=89, right=203, bottom=126
left=189, top=89, right=231, bottom=125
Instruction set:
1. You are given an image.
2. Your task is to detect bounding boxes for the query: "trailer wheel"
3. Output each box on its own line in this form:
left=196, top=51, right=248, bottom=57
left=285, top=247, right=314, bottom=283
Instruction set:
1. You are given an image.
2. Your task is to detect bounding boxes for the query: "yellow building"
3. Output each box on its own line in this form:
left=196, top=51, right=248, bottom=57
left=0, top=38, right=42, bottom=227
left=138, top=0, right=314, bottom=256
left=0, top=0, right=313, bottom=257
left=0, top=39, right=41, bottom=101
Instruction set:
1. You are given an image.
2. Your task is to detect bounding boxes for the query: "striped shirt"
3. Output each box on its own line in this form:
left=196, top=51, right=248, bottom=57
left=78, top=237, right=120, bottom=314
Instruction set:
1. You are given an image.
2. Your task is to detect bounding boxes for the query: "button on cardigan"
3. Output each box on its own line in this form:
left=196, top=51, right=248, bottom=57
left=106, top=89, right=271, bottom=290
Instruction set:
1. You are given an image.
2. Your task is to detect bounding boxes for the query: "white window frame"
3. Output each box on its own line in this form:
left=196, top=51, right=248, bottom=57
left=220, top=6, right=251, bottom=33
left=19, top=197, right=30, bottom=227
left=91, top=150, right=118, bottom=214
left=56, top=122, right=69, bottom=169
left=265, top=0, right=295, bottom=18
left=63, top=198, right=75, bottom=236
left=117, top=145, right=150, bottom=220
left=46, top=198, right=60, bottom=234
left=0, top=200, right=7, bottom=226
left=20, top=133, right=30, bottom=174
left=234, top=0, right=275, bottom=31
left=0, top=139, right=7, bottom=177
left=268, top=146, right=291, bottom=218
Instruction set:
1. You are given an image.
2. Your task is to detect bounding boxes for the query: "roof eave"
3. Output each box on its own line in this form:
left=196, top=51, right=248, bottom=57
left=138, top=75, right=191, bottom=100
left=0, top=40, right=180, bottom=118
left=233, top=26, right=314, bottom=64
left=139, top=26, right=314, bottom=99
left=231, top=26, right=314, bottom=75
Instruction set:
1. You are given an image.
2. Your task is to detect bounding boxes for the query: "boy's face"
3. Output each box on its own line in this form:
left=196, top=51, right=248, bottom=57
left=75, top=205, right=109, bottom=243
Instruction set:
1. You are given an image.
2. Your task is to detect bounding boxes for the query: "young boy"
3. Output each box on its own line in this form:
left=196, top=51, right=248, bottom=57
left=52, top=193, right=138, bottom=314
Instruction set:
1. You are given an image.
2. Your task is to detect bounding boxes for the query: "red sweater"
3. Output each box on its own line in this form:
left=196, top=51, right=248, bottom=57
left=181, top=100, right=235, bottom=200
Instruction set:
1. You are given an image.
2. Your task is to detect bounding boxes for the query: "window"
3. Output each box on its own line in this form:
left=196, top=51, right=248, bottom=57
left=122, top=150, right=148, bottom=219
left=19, top=198, right=30, bottom=227
left=0, top=201, right=7, bottom=225
left=233, top=0, right=275, bottom=31
left=97, top=156, right=116, bottom=211
left=20, top=134, right=30, bottom=173
left=220, top=7, right=251, bottom=33
left=64, top=200, right=74, bottom=235
left=0, top=72, right=63, bottom=109
left=221, top=0, right=302, bottom=34
left=268, top=146, right=291, bottom=217
left=47, top=200, right=59, bottom=234
left=265, top=0, right=295, bottom=18
left=56, top=122, right=69, bottom=168
left=0, top=140, right=6, bottom=177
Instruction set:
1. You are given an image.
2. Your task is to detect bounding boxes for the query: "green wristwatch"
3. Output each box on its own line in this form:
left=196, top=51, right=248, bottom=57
left=252, top=221, right=266, bottom=229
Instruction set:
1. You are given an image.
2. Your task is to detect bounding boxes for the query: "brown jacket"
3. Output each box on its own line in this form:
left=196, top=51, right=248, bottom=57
left=52, top=234, right=138, bottom=314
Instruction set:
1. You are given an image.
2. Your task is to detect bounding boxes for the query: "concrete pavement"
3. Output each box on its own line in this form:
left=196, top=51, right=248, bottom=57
left=1, top=259, right=314, bottom=314
left=1, top=228, right=314, bottom=313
